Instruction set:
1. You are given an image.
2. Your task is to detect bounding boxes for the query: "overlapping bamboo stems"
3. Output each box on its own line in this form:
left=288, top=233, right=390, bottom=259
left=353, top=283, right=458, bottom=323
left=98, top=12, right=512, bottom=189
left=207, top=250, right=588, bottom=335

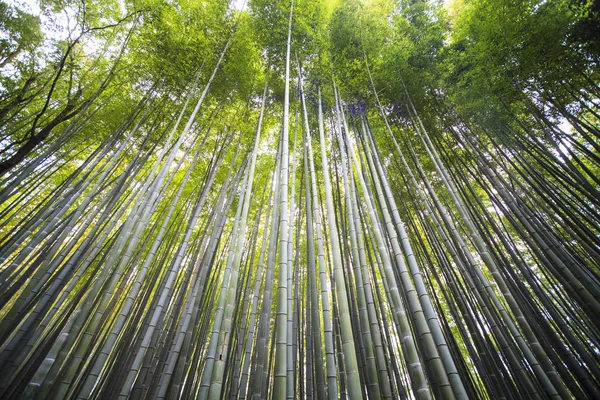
left=394, top=129, right=527, bottom=397
left=356, top=128, right=405, bottom=395
left=273, top=0, right=294, bottom=397
left=349, top=170, right=395, bottom=398
left=0, top=135, right=128, bottom=332
left=440, top=111, right=600, bottom=301
left=0, top=99, right=167, bottom=398
left=452, top=162, right=599, bottom=398
left=107, top=138, right=237, bottom=399
left=0, top=111, right=186, bottom=396
left=468, top=104, right=600, bottom=241
left=437, top=126, right=596, bottom=308
left=296, top=68, right=330, bottom=400
left=199, top=159, right=251, bottom=399
left=238, top=167, right=275, bottom=399
left=204, top=78, right=269, bottom=400
left=225, top=172, right=271, bottom=398
left=300, top=78, right=338, bottom=400
left=355, top=205, right=407, bottom=399
left=0, top=97, right=152, bottom=266
left=251, top=136, right=282, bottom=400
left=446, top=123, right=600, bottom=337
left=285, top=111, right=299, bottom=399
left=168, top=159, right=246, bottom=397
left=110, top=35, right=233, bottom=398
left=78, top=123, right=230, bottom=399
left=1, top=2, right=598, bottom=398
left=301, top=112, right=326, bottom=400
left=16, top=177, right=147, bottom=398
left=52, top=100, right=215, bottom=400
left=156, top=183, right=248, bottom=399
left=0, top=131, right=123, bottom=280
left=8, top=38, right=230, bottom=396
left=430, top=116, right=600, bottom=397
left=292, top=168, right=303, bottom=398
left=174, top=157, right=243, bottom=398
left=331, top=86, right=388, bottom=400
left=340, top=99, right=430, bottom=399
left=389, top=123, right=549, bottom=398
left=515, top=88, right=600, bottom=198
left=392, top=77, right=573, bottom=397
left=401, top=194, right=487, bottom=399
left=362, top=113, right=470, bottom=391
left=403, top=128, right=547, bottom=398
left=388, top=133, right=507, bottom=394
left=359, top=54, right=471, bottom=399
left=422, top=104, right=596, bottom=396
left=305, top=251, right=315, bottom=399
left=330, top=156, right=364, bottom=396
left=438, top=113, right=600, bottom=320
left=316, top=84, right=363, bottom=400
left=484, top=133, right=600, bottom=266
left=422, top=104, right=600, bottom=310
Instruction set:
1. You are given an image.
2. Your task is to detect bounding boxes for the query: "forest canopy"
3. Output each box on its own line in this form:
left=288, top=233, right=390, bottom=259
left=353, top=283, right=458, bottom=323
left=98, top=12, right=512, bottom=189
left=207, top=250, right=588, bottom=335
left=0, top=0, right=599, bottom=398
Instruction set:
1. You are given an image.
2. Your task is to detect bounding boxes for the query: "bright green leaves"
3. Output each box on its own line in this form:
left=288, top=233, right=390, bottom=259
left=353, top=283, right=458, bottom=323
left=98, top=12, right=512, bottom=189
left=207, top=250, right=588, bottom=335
left=328, top=0, right=394, bottom=99
left=249, top=0, right=292, bottom=68
left=129, top=0, right=230, bottom=89
left=445, top=0, right=596, bottom=121
left=213, top=12, right=263, bottom=101
left=250, top=0, right=327, bottom=72
left=0, top=1, right=42, bottom=69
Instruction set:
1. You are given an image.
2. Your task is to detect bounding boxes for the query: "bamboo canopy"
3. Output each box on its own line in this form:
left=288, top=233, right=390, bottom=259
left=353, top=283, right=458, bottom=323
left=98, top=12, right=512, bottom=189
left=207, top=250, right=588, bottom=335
left=0, top=0, right=599, bottom=398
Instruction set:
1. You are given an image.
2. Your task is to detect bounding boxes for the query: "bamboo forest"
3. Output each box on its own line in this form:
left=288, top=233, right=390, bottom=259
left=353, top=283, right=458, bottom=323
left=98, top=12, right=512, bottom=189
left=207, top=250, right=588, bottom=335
left=1, top=0, right=599, bottom=398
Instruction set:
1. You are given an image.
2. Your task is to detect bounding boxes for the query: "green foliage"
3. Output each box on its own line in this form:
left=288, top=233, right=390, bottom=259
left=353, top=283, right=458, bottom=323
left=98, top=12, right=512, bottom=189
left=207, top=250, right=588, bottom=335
left=0, top=1, right=42, bottom=69
left=128, top=0, right=229, bottom=89
left=328, top=0, right=393, bottom=98
left=444, top=0, right=598, bottom=126
left=0, top=2, right=599, bottom=398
